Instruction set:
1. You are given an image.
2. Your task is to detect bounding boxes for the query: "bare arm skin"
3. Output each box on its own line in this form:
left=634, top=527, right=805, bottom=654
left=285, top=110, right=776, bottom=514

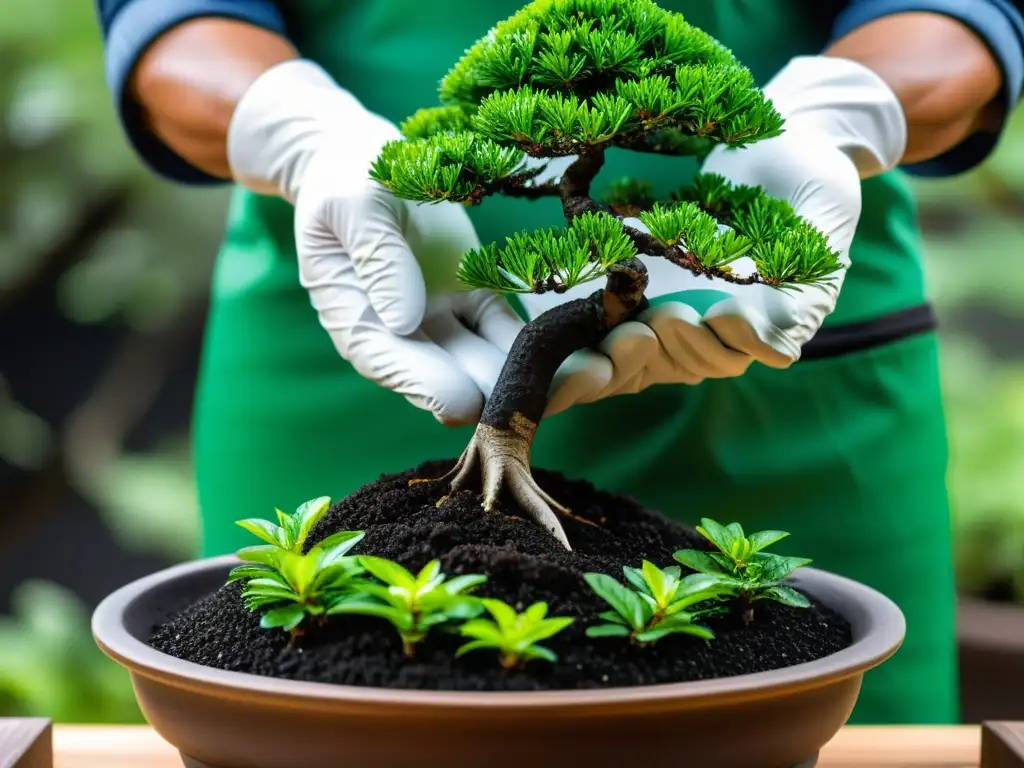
left=132, top=12, right=1007, bottom=178
left=825, top=12, right=1007, bottom=165
left=130, top=18, right=298, bottom=179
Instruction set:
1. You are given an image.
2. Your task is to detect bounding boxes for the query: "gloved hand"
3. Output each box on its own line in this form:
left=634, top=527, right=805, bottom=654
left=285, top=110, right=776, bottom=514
left=227, top=60, right=524, bottom=426
left=530, top=56, right=908, bottom=417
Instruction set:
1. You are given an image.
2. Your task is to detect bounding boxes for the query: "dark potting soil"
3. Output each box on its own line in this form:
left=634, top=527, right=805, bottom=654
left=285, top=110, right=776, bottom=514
left=149, top=460, right=853, bottom=691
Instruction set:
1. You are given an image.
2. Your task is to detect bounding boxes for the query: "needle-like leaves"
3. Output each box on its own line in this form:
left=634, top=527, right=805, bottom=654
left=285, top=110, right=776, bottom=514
left=370, top=132, right=526, bottom=204
left=372, top=0, right=843, bottom=298
left=457, top=210, right=637, bottom=293
left=603, top=177, right=656, bottom=214
left=644, top=175, right=846, bottom=286
left=400, top=105, right=474, bottom=140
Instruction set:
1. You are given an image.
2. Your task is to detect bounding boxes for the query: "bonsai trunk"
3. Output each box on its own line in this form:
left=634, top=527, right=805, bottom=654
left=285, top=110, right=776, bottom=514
left=438, top=257, right=650, bottom=549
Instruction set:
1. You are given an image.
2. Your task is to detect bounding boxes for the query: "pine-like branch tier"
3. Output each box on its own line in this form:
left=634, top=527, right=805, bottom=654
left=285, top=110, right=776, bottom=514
left=370, top=0, right=842, bottom=290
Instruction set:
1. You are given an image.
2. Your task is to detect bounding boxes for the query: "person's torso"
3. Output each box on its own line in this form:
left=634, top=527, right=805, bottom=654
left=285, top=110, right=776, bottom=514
left=217, top=0, right=927, bottom=326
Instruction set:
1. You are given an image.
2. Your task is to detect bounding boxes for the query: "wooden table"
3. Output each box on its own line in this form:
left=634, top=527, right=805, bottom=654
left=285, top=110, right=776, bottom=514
left=51, top=725, right=983, bottom=767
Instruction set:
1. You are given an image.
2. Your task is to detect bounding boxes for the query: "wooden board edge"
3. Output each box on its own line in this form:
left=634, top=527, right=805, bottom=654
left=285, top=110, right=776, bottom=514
left=0, top=719, right=53, bottom=768
left=982, top=722, right=1024, bottom=768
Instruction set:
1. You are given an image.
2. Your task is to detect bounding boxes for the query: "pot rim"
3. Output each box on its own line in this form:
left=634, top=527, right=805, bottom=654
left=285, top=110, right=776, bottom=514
left=93, top=555, right=905, bottom=711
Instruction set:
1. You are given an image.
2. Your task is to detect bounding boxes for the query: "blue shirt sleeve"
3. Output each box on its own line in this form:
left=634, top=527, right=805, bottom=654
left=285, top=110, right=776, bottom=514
left=95, top=0, right=288, bottom=185
left=828, top=0, right=1024, bottom=177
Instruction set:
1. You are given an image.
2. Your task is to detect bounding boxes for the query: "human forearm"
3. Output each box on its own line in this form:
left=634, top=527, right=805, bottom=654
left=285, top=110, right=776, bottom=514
left=825, top=12, right=1005, bottom=165
left=129, top=18, right=297, bottom=179
left=95, top=0, right=291, bottom=183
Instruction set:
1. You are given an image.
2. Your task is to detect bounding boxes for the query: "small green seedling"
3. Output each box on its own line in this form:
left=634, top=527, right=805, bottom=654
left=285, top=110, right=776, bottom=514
left=584, top=561, right=729, bottom=644
left=456, top=599, right=573, bottom=669
left=234, top=496, right=333, bottom=554
left=228, top=529, right=366, bottom=636
left=624, top=560, right=733, bottom=621
left=673, top=518, right=812, bottom=623
left=329, top=557, right=487, bottom=658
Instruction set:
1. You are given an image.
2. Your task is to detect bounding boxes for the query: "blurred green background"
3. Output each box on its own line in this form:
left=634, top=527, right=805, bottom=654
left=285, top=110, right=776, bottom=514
left=1, top=0, right=1023, bottom=725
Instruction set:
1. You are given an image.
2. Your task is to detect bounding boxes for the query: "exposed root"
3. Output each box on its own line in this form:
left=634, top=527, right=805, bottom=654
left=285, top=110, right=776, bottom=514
left=554, top=507, right=599, bottom=528
left=435, top=418, right=572, bottom=551
left=414, top=258, right=647, bottom=549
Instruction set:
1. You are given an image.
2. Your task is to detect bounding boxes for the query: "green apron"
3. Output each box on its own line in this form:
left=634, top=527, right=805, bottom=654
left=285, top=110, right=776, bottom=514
left=192, top=0, right=957, bottom=724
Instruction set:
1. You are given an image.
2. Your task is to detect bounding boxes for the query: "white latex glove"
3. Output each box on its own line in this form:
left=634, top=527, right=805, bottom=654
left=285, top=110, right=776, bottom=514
left=227, top=60, right=524, bottom=426
left=526, top=56, right=907, bottom=417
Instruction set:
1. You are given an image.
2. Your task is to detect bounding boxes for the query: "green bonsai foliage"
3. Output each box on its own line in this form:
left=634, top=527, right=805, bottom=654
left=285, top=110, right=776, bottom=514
left=228, top=528, right=366, bottom=636
left=456, top=209, right=637, bottom=293
left=368, top=0, right=844, bottom=550
left=328, top=557, right=487, bottom=658
left=400, top=105, right=474, bottom=140
left=456, top=599, right=574, bottom=669
left=371, top=0, right=840, bottom=291
left=584, top=561, right=728, bottom=643
left=673, top=518, right=812, bottom=624
left=604, top=177, right=656, bottom=217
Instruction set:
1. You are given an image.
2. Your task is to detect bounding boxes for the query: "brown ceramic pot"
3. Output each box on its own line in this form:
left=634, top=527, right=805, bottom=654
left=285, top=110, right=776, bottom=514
left=93, top=555, right=904, bottom=768
left=958, top=595, right=1024, bottom=723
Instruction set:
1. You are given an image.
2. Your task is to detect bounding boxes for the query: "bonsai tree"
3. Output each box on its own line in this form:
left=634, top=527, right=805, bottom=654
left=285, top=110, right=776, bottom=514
left=371, top=0, right=842, bottom=548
